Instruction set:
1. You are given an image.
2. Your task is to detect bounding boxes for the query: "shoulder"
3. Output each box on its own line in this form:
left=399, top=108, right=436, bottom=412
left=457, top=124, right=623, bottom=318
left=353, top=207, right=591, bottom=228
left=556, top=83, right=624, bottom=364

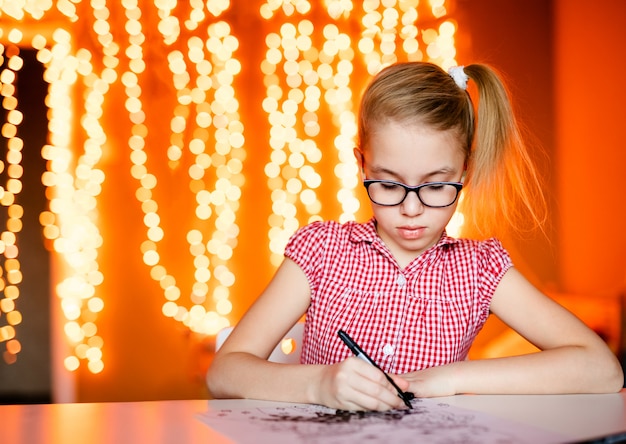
left=284, top=220, right=377, bottom=263
left=443, top=236, right=509, bottom=257
left=284, top=220, right=372, bottom=278
left=287, top=219, right=374, bottom=247
left=439, top=236, right=513, bottom=272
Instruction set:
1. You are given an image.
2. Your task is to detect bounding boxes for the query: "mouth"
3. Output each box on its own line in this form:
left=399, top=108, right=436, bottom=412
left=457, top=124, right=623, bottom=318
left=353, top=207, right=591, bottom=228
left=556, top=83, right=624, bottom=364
left=397, top=225, right=425, bottom=240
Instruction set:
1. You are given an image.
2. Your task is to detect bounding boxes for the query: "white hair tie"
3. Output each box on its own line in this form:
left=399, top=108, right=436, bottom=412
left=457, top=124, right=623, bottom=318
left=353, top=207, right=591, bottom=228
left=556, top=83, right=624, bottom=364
left=448, top=66, right=469, bottom=90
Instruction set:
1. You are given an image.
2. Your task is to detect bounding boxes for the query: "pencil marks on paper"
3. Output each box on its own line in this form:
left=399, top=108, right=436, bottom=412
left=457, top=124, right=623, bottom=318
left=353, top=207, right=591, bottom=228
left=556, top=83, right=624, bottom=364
left=199, top=398, right=565, bottom=444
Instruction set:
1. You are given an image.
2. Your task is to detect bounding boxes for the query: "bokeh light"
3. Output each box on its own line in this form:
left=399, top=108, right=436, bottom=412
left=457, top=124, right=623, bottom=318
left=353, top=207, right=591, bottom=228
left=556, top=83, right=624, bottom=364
left=0, top=0, right=457, bottom=372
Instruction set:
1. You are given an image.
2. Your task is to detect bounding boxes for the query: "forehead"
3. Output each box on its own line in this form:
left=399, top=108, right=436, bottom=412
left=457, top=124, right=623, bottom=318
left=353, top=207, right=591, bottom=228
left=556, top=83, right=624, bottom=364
left=365, top=121, right=465, bottom=176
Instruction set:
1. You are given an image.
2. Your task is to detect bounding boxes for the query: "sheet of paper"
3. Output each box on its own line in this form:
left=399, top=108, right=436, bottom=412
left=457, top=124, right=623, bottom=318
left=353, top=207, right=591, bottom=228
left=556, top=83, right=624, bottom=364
left=197, top=398, right=567, bottom=444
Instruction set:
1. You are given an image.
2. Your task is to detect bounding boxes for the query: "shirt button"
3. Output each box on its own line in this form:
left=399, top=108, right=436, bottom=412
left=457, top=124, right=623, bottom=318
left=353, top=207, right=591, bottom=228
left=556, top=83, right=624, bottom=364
left=397, top=274, right=406, bottom=287
left=382, top=344, right=395, bottom=356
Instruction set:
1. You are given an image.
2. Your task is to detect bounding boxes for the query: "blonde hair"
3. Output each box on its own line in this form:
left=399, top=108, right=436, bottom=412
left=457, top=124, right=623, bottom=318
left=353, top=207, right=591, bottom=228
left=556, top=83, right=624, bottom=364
left=357, top=62, right=546, bottom=237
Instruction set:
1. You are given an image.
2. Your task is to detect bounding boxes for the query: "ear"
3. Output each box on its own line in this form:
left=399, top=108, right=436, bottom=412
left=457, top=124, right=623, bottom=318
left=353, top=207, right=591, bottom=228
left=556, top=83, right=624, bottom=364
left=353, top=147, right=365, bottom=180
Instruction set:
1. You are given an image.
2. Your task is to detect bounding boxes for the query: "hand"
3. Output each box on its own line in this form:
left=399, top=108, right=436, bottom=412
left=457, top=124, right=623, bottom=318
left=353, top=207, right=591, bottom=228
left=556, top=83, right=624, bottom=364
left=314, top=357, right=411, bottom=411
left=403, top=364, right=457, bottom=398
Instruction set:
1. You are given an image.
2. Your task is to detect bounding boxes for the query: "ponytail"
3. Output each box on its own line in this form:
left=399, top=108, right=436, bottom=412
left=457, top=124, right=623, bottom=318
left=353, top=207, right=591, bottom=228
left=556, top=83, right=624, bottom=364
left=460, top=64, right=546, bottom=237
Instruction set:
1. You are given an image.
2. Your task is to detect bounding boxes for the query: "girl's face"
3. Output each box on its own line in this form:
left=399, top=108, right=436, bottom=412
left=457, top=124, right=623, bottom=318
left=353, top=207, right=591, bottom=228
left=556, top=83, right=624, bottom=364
left=356, top=121, right=466, bottom=267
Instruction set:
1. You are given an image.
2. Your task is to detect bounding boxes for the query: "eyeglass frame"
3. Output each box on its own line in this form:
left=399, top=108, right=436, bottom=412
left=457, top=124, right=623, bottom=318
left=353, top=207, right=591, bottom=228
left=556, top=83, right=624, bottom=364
left=363, top=179, right=464, bottom=208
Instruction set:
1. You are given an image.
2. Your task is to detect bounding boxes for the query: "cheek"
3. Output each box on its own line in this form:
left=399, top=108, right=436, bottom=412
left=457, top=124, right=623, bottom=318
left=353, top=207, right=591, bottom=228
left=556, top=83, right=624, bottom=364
left=434, top=206, right=458, bottom=226
left=369, top=205, right=399, bottom=230
left=370, top=204, right=394, bottom=221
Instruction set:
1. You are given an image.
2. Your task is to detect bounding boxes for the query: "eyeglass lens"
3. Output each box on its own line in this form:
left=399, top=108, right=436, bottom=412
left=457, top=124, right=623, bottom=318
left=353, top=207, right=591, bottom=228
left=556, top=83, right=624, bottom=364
left=366, top=181, right=460, bottom=207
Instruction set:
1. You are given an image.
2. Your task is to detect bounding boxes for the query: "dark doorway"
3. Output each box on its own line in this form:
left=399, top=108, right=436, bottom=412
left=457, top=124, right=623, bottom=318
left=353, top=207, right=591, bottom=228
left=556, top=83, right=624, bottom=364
left=0, top=47, right=51, bottom=404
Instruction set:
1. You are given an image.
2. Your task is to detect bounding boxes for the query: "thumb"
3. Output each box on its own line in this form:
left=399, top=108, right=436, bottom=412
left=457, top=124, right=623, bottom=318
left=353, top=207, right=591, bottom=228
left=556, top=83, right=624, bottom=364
left=390, top=374, right=410, bottom=392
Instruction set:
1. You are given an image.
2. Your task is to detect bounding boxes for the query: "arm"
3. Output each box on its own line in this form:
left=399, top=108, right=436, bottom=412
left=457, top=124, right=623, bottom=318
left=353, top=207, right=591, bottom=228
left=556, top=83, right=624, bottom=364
left=206, top=258, right=410, bottom=411
left=403, top=267, right=624, bottom=397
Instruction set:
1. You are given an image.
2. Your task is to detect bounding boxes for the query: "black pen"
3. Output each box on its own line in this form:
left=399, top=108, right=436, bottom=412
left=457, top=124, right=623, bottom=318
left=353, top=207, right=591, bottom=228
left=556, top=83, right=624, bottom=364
left=337, top=330, right=413, bottom=409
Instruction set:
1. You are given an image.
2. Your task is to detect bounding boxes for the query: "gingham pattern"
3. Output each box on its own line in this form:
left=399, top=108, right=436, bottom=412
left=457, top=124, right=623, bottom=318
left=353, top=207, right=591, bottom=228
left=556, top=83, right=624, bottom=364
left=284, top=219, right=512, bottom=374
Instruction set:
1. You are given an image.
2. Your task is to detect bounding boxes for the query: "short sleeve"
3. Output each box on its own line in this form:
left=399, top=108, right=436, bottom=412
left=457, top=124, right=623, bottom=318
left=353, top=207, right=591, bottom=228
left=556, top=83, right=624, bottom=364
left=477, top=238, right=513, bottom=309
left=284, top=221, right=329, bottom=293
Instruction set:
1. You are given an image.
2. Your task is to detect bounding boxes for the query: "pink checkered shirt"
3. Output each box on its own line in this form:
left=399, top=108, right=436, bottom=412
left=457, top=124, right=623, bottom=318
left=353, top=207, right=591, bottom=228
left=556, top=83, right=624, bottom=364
left=284, top=219, right=512, bottom=374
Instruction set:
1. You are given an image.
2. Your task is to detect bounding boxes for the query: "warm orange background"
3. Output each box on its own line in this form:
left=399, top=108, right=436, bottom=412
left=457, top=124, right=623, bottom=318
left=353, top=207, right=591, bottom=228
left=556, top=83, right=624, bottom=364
left=72, top=1, right=626, bottom=402
left=79, top=1, right=626, bottom=402
left=4, top=0, right=625, bottom=402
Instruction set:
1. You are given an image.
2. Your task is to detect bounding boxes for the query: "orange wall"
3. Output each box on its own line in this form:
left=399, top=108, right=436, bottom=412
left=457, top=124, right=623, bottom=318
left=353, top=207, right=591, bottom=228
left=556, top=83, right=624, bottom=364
left=456, top=0, right=557, bottom=288
left=554, top=0, right=626, bottom=297
left=455, top=0, right=558, bottom=357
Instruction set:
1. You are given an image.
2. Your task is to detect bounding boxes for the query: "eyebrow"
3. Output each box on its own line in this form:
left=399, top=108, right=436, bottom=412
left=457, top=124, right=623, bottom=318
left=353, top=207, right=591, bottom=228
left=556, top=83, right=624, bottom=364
left=367, top=165, right=459, bottom=181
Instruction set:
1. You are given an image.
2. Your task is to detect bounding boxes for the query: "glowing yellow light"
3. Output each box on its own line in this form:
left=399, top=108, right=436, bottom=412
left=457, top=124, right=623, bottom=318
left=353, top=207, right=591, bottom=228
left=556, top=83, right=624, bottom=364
left=87, top=360, right=104, bottom=374
left=64, top=356, right=80, bottom=371
left=0, top=40, right=26, bottom=364
left=2, top=0, right=456, bottom=372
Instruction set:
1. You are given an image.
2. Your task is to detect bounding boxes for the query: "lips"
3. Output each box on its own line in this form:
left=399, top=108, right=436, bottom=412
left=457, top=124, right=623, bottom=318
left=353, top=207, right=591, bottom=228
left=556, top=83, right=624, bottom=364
left=397, top=225, right=425, bottom=240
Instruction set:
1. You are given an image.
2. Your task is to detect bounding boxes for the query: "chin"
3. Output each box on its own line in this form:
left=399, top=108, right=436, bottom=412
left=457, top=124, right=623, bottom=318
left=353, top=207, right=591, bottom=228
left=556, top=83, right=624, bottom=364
left=401, top=237, right=438, bottom=253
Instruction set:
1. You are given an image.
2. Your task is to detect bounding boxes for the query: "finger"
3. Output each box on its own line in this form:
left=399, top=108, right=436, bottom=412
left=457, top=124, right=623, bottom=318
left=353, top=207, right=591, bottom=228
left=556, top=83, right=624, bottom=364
left=350, top=362, right=412, bottom=408
left=339, top=392, right=404, bottom=412
left=344, top=374, right=409, bottom=410
left=388, top=373, right=411, bottom=392
left=334, top=358, right=410, bottom=410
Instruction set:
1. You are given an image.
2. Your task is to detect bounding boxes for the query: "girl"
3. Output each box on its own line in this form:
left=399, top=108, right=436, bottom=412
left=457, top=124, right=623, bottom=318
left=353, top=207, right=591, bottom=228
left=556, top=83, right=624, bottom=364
left=207, top=62, right=623, bottom=411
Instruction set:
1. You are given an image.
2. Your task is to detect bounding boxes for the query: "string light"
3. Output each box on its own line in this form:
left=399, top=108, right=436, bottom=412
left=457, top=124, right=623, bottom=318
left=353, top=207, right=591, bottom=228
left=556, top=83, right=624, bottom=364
left=39, top=24, right=107, bottom=375
left=0, top=0, right=456, bottom=372
left=0, top=35, right=24, bottom=365
left=144, top=3, right=244, bottom=336
left=262, top=0, right=458, bottom=264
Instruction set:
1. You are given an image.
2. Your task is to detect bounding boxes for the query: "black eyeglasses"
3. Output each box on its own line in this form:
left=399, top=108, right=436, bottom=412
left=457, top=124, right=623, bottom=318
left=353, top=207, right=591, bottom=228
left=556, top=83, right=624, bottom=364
left=363, top=179, right=463, bottom=207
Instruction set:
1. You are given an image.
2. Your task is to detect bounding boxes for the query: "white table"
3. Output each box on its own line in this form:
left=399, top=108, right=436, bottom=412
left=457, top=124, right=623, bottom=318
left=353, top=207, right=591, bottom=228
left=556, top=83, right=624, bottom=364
left=0, top=391, right=624, bottom=443
left=0, top=400, right=226, bottom=444
left=440, top=391, right=626, bottom=442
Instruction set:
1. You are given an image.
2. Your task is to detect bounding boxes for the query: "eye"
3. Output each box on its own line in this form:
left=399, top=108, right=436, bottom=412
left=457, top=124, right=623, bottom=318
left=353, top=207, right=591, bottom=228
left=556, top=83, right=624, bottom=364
left=427, top=184, right=447, bottom=192
left=380, top=181, right=400, bottom=190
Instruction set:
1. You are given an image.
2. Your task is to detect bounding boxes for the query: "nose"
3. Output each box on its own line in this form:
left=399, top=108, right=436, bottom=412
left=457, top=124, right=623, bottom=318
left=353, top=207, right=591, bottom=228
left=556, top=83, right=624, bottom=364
left=400, top=190, right=425, bottom=216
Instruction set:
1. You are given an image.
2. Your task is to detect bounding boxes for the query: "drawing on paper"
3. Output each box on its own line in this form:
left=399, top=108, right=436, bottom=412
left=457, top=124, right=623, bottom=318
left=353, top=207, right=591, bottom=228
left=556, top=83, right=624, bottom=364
left=200, top=398, right=565, bottom=444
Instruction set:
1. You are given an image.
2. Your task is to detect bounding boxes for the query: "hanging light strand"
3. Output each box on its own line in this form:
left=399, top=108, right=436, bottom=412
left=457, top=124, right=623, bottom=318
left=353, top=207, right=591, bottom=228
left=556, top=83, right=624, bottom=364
left=0, top=33, right=25, bottom=365
left=0, top=0, right=457, bottom=374
left=130, top=1, right=244, bottom=336
left=261, top=1, right=361, bottom=266
left=261, top=0, right=458, bottom=266
left=37, top=21, right=107, bottom=374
